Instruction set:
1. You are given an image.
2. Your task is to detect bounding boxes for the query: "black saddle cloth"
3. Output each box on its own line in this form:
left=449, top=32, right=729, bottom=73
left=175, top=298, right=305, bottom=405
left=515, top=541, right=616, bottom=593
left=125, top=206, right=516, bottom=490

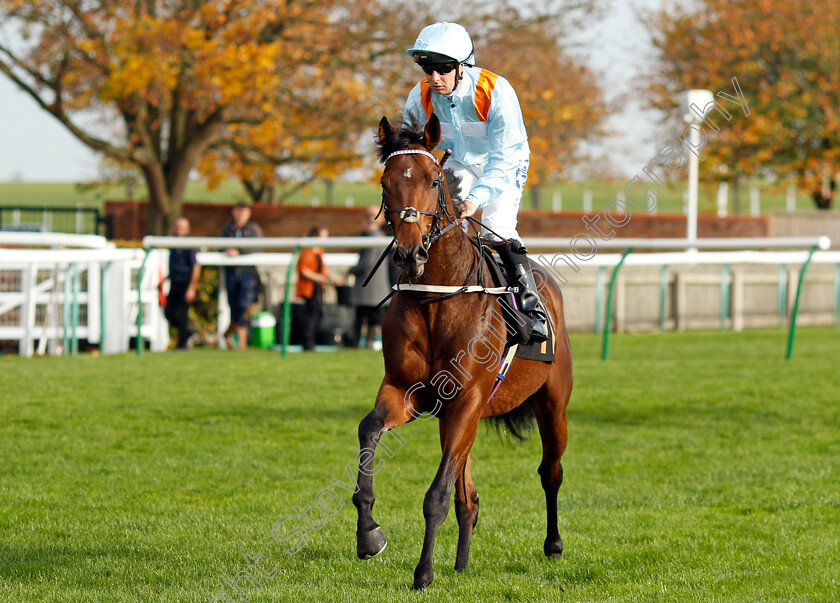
left=478, top=245, right=556, bottom=364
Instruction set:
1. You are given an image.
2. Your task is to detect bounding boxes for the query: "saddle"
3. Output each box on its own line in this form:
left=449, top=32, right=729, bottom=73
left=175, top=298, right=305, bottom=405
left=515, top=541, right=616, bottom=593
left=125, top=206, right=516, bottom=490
left=479, top=245, right=556, bottom=364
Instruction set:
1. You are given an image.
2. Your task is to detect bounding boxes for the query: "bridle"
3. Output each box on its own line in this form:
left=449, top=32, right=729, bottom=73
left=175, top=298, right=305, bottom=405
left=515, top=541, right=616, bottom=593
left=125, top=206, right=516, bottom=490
left=379, top=148, right=459, bottom=250
left=365, top=145, right=513, bottom=305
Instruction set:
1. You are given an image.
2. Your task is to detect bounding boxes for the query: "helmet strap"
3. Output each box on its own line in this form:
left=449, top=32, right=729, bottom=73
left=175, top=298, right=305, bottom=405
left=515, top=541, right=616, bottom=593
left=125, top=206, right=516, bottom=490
left=454, top=64, right=465, bottom=91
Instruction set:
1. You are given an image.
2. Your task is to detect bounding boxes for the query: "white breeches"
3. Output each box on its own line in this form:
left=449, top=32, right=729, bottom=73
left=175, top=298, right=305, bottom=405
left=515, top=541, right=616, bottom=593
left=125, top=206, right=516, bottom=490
left=446, top=158, right=526, bottom=243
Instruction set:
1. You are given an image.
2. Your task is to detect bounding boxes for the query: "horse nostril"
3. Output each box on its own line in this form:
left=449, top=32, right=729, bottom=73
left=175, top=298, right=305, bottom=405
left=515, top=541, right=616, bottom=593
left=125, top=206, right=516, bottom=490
left=393, top=247, right=407, bottom=266
left=413, top=245, right=429, bottom=264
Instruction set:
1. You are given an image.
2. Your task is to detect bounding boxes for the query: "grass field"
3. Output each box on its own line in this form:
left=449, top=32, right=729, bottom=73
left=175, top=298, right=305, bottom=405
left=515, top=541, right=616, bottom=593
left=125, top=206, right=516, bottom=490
left=0, top=178, right=815, bottom=217
left=1, top=329, right=838, bottom=602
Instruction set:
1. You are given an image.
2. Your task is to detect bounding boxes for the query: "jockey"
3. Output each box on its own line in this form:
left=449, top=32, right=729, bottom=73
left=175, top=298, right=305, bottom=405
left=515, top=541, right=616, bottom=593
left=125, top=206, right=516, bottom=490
left=404, top=21, right=547, bottom=342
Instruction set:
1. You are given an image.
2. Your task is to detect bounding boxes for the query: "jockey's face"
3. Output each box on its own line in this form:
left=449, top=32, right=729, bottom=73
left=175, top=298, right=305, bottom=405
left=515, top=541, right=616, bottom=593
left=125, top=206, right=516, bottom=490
left=424, top=64, right=462, bottom=96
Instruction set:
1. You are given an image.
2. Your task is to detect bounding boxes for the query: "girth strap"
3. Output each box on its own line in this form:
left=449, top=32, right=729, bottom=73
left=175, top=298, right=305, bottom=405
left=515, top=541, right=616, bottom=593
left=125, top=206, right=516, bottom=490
left=394, top=283, right=516, bottom=295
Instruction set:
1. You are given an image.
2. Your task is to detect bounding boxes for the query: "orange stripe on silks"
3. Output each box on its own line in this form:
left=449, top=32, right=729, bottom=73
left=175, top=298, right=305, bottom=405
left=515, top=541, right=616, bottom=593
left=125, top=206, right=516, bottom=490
left=474, top=69, right=498, bottom=122
left=420, top=80, right=433, bottom=120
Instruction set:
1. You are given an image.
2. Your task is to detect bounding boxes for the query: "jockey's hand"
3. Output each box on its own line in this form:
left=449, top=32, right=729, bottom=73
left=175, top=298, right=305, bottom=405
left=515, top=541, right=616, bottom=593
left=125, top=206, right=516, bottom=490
left=455, top=199, right=477, bottom=223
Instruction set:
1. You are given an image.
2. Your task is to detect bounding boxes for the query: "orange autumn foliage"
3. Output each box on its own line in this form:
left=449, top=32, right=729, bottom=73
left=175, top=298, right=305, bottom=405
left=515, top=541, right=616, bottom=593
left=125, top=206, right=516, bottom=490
left=647, top=0, right=840, bottom=208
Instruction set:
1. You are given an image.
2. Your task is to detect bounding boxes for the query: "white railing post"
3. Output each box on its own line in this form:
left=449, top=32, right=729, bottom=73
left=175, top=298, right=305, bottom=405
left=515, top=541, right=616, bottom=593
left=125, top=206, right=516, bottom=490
left=101, top=260, right=130, bottom=354
left=86, top=262, right=101, bottom=344
left=217, top=269, right=231, bottom=347
left=19, top=264, right=36, bottom=357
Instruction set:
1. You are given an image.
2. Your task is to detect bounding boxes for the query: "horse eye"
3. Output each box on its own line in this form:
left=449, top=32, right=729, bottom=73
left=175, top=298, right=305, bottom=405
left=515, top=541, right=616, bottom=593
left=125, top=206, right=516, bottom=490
left=431, top=180, right=439, bottom=188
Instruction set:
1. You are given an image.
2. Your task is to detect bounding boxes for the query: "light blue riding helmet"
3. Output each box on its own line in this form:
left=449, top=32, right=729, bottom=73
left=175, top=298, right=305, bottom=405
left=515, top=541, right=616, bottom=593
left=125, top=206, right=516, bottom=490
left=406, top=22, right=475, bottom=66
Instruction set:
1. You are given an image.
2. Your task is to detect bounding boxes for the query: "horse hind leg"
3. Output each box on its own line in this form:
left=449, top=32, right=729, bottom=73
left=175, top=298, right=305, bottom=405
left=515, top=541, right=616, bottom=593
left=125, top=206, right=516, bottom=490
left=532, top=381, right=570, bottom=559
left=436, top=418, right=480, bottom=574
left=454, top=454, right=479, bottom=572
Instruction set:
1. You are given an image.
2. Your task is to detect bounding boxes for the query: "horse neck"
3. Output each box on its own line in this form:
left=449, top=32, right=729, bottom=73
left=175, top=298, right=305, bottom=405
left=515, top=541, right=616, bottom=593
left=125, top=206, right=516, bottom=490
left=418, top=217, right=480, bottom=287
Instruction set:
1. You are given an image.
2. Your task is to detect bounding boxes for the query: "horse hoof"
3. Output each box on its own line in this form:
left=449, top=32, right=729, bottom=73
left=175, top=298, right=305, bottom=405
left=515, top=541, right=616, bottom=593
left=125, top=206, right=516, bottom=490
left=544, top=537, right=564, bottom=559
left=412, top=571, right=433, bottom=591
left=357, top=527, right=388, bottom=559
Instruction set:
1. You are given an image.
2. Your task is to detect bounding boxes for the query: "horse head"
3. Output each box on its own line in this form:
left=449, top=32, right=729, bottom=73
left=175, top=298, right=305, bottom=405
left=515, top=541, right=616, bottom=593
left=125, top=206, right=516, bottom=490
left=377, top=114, right=448, bottom=279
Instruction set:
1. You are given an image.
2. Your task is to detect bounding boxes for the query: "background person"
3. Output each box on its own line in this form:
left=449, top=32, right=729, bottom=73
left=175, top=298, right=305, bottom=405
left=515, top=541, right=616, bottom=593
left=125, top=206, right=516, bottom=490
left=165, top=217, right=200, bottom=349
left=221, top=201, right=263, bottom=350
left=349, top=206, right=392, bottom=348
left=403, top=21, right=547, bottom=342
left=296, top=226, right=339, bottom=351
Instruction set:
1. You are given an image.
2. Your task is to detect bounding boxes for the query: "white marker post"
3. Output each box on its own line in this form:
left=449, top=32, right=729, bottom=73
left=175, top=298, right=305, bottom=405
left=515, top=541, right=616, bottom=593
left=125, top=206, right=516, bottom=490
left=680, top=89, right=714, bottom=253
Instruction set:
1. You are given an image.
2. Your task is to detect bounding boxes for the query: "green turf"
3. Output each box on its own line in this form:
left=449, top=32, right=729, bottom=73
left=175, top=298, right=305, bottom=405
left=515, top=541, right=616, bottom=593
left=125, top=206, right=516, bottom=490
left=1, top=328, right=837, bottom=602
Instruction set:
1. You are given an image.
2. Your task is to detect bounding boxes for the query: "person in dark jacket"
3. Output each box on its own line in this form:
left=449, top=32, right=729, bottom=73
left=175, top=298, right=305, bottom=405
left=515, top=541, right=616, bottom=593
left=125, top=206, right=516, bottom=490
left=221, top=201, right=263, bottom=350
left=165, top=217, right=200, bottom=349
left=349, top=206, right=392, bottom=348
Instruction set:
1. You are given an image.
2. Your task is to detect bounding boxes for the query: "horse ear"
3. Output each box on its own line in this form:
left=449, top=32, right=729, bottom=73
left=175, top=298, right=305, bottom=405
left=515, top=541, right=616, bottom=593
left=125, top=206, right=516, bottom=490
left=378, top=116, right=396, bottom=146
left=424, top=113, right=441, bottom=150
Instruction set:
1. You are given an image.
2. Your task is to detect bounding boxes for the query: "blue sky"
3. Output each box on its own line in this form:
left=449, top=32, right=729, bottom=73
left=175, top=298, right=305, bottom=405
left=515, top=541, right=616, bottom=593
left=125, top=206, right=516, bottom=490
left=0, top=0, right=664, bottom=182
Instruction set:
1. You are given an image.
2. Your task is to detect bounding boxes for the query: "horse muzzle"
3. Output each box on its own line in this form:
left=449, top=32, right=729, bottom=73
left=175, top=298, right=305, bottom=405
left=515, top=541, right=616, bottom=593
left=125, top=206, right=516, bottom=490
left=393, top=243, right=428, bottom=278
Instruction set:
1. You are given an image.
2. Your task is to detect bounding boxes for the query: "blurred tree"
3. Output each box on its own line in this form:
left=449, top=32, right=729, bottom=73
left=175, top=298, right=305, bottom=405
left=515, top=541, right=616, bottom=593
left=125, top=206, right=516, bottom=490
left=646, top=0, right=840, bottom=209
left=0, top=0, right=416, bottom=232
left=0, top=0, right=607, bottom=231
left=481, top=20, right=610, bottom=209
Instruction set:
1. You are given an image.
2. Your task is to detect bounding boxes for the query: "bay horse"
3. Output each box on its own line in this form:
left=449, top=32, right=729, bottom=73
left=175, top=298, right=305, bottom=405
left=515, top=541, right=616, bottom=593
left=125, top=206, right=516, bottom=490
left=352, top=114, right=573, bottom=590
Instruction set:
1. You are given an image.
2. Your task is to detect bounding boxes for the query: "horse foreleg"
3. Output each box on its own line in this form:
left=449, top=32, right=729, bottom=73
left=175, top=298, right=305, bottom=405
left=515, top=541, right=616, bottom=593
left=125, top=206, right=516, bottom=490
left=413, top=409, right=480, bottom=590
left=353, top=388, right=413, bottom=559
left=453, top=454, right=479, bottom=573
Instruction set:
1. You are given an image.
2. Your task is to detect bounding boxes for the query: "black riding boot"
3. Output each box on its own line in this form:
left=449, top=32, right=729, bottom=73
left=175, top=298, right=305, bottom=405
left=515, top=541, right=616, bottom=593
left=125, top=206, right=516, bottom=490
left=497, top=239, right=548, bottom=343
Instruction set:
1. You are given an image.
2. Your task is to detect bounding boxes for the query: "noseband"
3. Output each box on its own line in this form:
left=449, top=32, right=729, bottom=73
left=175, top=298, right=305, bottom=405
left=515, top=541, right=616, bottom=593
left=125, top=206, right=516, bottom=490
left=380, top=149, right=457, bottom=250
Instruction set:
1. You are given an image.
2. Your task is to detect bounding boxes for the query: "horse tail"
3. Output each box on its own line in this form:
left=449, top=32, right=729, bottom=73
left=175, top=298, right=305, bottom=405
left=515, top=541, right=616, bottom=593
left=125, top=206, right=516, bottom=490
left=487, top=400, right=535, bottom=442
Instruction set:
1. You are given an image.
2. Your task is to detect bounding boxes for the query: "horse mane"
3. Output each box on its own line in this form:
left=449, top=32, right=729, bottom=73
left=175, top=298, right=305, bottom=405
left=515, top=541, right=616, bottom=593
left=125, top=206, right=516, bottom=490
left=444, top=170, right=464, bottom=203
left=375, top=114, right=427, bottom=163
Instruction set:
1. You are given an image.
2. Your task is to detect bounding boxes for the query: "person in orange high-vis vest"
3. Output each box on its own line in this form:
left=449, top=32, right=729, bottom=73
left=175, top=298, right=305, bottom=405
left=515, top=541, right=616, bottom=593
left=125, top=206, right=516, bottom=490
left=297, top=226, right=339, bottom=351
left=404, top=22, right=547, bottom=342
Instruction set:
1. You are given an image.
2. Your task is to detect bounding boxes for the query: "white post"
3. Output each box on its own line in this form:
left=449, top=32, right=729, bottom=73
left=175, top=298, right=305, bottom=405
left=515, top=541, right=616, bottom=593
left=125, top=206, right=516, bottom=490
left=750, top=187, right=760, bottom=217
left=86, top=262, right=101, bottom=344
left=345, top=196, right=354, bottom=208
left=217, top=269, right=231, bottom=347
left=148, top=251, right=169, bottom=352
left=102, top=261, right=130, bottom=354
left=19, top=265, right=36, bottom=357
left=680, top=89, right=714, bottom=253
left=786, top=185, right=796, bottom=212
left=583, top=190, right=593, bottom=213
left=717, top=182, right=729, bottom=218
left=310, top=197, right=320, bottom=207
left=552, top=191, right=562, bottom=212
left=687, top=133, right=699, bottom=246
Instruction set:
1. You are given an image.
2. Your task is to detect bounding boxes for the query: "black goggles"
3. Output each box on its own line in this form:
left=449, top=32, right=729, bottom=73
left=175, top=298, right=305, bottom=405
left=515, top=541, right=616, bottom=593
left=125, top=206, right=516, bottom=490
left=420, top=62, right=458, bottom=76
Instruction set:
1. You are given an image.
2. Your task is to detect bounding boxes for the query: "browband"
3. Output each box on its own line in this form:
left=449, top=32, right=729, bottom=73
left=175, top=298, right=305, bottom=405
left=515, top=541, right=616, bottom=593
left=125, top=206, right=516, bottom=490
left=385, top=149, right=440, bottom=166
